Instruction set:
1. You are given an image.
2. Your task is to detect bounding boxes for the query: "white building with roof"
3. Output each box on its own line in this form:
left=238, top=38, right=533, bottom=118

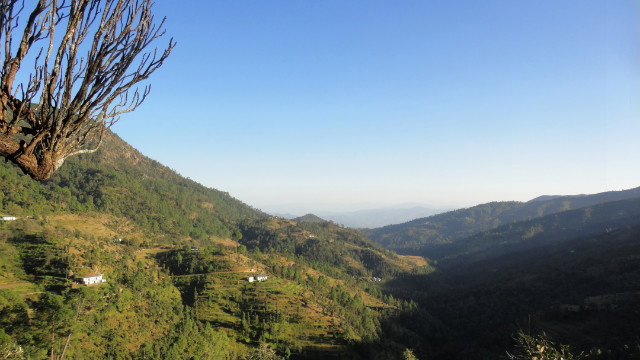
left=248, top=274, right=268, bottom=282
left=77, top=274, right=106, bottom=285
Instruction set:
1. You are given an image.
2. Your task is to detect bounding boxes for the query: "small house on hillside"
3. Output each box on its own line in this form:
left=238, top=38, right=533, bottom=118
left=77, top=274, right=106, bottom=285
left=1, top=216, right=16, bottom=221
left=248, top=274, right=268, bottom=282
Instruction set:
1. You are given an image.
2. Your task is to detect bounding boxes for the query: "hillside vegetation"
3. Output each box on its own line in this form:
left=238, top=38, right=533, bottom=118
left=2, top=129, right=640, bottom=359
left=1, top=130, right=265, bottom=245
left=0, top=131, right=425, bottom=360
left=426, top=197, right=640, bottom=265
left=379, top=217, right=640, bottom=359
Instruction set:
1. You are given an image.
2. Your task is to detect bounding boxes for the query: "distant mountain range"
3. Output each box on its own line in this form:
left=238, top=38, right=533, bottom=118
left=429, top=196, right=640, bottom=264
left=363, top=186, right=640, bottom=254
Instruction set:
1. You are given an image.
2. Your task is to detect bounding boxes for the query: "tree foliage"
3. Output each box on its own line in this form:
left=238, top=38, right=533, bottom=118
left=507, top=331, right=586, bottom=360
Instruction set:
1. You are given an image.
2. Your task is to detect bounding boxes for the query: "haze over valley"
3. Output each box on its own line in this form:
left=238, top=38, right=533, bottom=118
left=271, top=205, right=448, bottom=228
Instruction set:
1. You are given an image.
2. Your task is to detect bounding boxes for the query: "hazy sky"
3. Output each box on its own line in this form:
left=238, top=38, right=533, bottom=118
left=113, top=1, right=640, bottom=214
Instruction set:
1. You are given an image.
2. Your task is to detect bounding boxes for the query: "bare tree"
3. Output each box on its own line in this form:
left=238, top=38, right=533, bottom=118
left=0, top=0, right=174, bottom=180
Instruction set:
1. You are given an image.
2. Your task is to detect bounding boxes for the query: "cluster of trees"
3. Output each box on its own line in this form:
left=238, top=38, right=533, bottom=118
left=8, top=232, right=67, bottom=280
left=258, top=254, right=384, bottom=345
left=156, top=246, right=231, bottom=276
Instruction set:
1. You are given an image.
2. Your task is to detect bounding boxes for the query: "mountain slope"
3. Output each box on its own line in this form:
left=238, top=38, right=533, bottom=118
left=240, top=216, right=413, bottom=279
left=365, top=187, right=640, bottom=254
left=363, top=201, right=523, bottom=252
left=379, top=214, right=640, bottom=359
left=0, top=130, right=266, bottom=244
left=0, top=130, right=427, bottom=359
left=426, top=196, right=640, bottom=265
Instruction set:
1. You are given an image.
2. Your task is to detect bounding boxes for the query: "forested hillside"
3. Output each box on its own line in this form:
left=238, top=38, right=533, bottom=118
left=2, top=129, right=640, bottom=359
left=0, top=130, right=265, bottom=244
left=377, top=218, right=640, bottom=359
left=424, top=197, right=640, bottom=264
left=364, top=187, right=640, bottom=254
left=357, top=189, right=640, bottom=359
left=240, top=216, right=409, bottom=280
left=0, top=131, right=426, bottom=359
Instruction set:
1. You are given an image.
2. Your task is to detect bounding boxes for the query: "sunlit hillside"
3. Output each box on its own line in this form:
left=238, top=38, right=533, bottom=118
left=0, top=131, right=427, bottom=359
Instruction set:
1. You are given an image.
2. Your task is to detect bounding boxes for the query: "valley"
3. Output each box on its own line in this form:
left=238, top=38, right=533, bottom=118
left=0, top=1, right=636, bottom=359
left=0, top=132, right=639, bottom=359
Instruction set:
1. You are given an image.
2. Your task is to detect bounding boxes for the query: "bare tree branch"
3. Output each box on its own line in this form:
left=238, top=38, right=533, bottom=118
left=0, top=0, right=174, bottom=180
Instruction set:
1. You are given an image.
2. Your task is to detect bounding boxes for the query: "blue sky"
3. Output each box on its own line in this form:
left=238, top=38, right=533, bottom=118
left=113, top=1, right=640, bottom=214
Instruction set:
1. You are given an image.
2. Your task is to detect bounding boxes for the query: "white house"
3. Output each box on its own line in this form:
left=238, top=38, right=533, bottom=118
left=77, top=274, right=106, bottom=285
left=248, top=274, right=268, bottom=282
left=0, top=216, right=16, bottom=221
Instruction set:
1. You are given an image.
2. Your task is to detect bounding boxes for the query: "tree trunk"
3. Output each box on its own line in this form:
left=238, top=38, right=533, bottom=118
left=0, top=134, right=57, bottom=181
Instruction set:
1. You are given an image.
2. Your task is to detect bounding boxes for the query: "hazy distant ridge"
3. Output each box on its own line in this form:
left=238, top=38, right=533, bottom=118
left=315, top=206, right=445, bottom=228
left=366, top=186, right=640, bottom=254
left=428, top=196, right=640, bottom=264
